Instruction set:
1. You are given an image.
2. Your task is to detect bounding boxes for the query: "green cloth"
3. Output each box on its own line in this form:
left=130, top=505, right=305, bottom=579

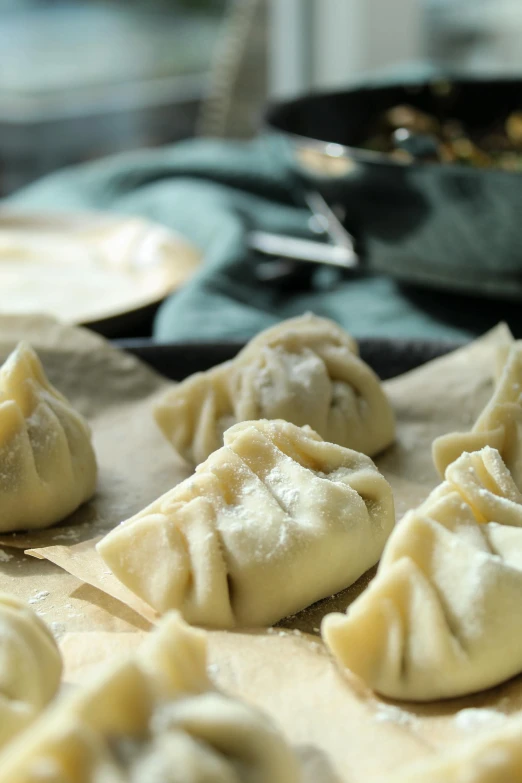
left=7, top=137, right=522, bottom=341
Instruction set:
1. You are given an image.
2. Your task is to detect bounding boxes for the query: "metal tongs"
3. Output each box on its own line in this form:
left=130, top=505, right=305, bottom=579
left=249, top=191, right=358, bottom=284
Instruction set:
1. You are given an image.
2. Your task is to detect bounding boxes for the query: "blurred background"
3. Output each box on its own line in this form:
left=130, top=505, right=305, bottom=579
left=2, top=0, right=522, bottom=197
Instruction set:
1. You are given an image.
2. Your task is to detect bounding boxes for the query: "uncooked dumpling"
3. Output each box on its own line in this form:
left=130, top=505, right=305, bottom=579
left=154, top=314, right=395, bottom=465
left=0, top=613, right=299, bottom=783
left=433, top=340, right=522, bottom=485
left=322, top=446, right=522, bottom=701
left=0, top=593, right=62, bottom=748
left=386, top=712, right=522, bottom=783
left=0, top=342, right=97, bottom=532
left=97, top=419, right=394, bottom=628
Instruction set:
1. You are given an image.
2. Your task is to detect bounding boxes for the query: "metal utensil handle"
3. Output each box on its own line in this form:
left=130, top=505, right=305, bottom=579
left=249, top=231, right=357, bottom=267
left=304, top=190, right=359, bottom=260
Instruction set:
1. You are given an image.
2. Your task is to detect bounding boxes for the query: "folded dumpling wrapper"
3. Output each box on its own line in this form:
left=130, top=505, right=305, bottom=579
left=154, top=314, right=395, bottom=465
left=322, top=446, right=522, bottom=701
left=0, top=612, right=299, bottom=783
left=97, top=419, right=395, bottom=628
left=433, top=340, right=522, bottom=485
left=0, top=592, right=62, bottom=748
left=0, top=342, right=97, bottom=532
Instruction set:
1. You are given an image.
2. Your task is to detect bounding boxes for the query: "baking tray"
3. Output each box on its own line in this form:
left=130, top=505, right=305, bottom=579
left=117, top=336, right=462, bottom=381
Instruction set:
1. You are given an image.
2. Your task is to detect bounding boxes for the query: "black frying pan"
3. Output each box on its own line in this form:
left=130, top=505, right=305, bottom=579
left=265, top=75, right=522, bottom=300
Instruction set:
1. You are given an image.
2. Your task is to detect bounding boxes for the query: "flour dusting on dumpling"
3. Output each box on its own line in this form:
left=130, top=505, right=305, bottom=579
left=322, top=446, right=522, bottom=701
left=0, top=342, right=97, bottom=532
left=154, top=315, right=395, bottom=465
left=98, top=419, right=394, bottom=628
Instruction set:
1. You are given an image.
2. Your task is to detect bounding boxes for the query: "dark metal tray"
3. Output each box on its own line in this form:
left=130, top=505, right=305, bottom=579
left=117, top=337, right=462, bottom=381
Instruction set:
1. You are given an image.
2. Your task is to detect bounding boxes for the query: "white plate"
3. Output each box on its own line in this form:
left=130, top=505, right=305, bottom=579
left=0, top=211, right=202, bottom=326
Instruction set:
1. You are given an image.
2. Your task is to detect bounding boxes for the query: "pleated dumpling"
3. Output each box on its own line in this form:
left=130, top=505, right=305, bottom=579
left=154, top=314, right=395, bottom=465
left=0, top=613, right=299, bottom=783
left=322, top=446, right=522, bottom=701
left=0, top=342, right=97, bottom=532
left=433, top=340, right=522, bottom=485
left=97, top=419, right=394, bottom=628
left=0, top=593, right=62, bottom=749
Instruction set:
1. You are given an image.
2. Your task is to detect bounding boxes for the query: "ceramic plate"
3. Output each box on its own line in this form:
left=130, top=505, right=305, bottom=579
left=0, top=211, right=201, bottom=327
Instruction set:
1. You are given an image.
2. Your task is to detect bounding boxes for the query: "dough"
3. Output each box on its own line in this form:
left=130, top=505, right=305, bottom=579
left=0, top=613, right=299, bottom=783
left=322, top=446, right=522, bottom=701
left=97, top=419, right=394, bottom=628
left=154, top=314, right=395, bottom=465
left=387, top=712, right=522, bottom=782
left=433, top=341, right=522, bottom=485
left=0, top=593, right=62, bottom=748
left=0, top=342, right=97, bottom=532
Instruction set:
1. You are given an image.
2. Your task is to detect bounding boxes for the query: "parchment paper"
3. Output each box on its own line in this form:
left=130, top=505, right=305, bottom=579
left=0, top=316, right=517, bottom=783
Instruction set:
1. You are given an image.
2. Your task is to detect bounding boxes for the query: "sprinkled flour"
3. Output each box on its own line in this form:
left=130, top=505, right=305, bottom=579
left=28, top=590, right=49, bottom=604
left=454, top=708, right=507, bottom=732
left=373, top=702, right=418, bottom=728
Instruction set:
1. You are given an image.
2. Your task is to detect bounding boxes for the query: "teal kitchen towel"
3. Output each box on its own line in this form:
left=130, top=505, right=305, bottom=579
left=7, top=136, right=520, bottom=341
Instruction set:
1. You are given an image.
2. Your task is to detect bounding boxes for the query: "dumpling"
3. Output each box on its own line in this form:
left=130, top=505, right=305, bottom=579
left=386, top=712, right=522, bottom=783
left=0, top=593, right=62, bottom=748
left=154, top=362, right=235, bottom=469
left=433, top=340, right=522, bottom=485
left=154, top=314, right=395, bottom=465
left=0, top=612, right=300, bottom=783
left=0, top=342, right=97, bottom=532
left=97, top=419, right=394, bottom=628
left=322, top=446, right=522, bottom=701
left=231, top=315, right=395, bottom=456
